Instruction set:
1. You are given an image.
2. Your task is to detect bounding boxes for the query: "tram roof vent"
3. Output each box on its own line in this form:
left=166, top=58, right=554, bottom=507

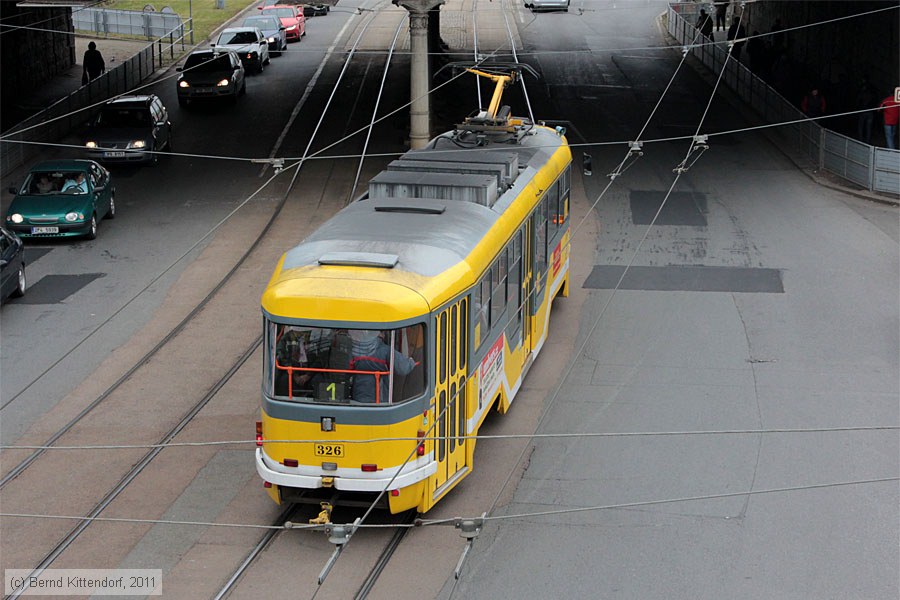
left=374, top=202, right=446, bottom=214
left=318, top=252, right=399, bottom=269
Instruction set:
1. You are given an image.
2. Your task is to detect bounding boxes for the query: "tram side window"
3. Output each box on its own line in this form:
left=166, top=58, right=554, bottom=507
left=560, top=166, right=570, bottom=226
left=506, top=232, right=523, bottom=344
left=475, top=271, right=491, bottom=349
left=547, top=181, right=560, bottom=239
left=491, top=248, right=508, bottom=328
left=535, top=197, right=549, bottom=277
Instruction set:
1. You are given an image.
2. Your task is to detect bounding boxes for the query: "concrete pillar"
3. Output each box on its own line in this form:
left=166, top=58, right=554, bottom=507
left=408, top=10, right=430, bottom=149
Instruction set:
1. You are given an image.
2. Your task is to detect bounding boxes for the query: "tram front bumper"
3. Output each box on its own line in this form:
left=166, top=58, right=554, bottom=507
left=255, top=448, right=436, bottom=492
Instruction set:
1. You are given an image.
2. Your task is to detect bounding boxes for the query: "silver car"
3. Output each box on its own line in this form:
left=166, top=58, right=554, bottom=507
left=212, top=27, right=271, bottom=73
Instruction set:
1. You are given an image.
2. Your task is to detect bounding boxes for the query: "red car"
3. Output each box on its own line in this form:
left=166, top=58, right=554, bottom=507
left=260, top=5, right=305, bottom=42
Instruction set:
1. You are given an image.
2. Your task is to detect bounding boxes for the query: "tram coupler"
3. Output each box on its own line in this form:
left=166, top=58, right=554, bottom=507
left=309, top=502, right=333, bottom=525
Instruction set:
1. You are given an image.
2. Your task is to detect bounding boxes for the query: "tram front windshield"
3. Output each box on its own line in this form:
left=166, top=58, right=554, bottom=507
left=265, top=323, right=426, bottom=405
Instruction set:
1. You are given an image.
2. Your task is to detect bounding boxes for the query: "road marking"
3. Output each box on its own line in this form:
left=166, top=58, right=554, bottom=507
left=260, top=12, right=360, bottom=177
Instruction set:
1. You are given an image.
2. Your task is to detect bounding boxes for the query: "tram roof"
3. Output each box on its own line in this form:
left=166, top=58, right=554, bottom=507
left=278, top=125, right=567, bottom=282
left=282, top=197, right=497, bottom=278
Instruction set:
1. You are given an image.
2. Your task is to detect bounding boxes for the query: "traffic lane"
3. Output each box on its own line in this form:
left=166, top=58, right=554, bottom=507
left=452, top=4, right=900, bottom=600
left=0, top=14, right=353, bottom=438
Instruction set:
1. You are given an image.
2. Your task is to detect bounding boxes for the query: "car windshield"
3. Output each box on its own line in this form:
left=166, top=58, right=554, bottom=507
left=24, top=171, right=65, bottom=195
left=243, top=17, right=278, bottom=30
left=218, top=31, right=258, bottom=45
left=264, top=8, right=294, bottom=17
left=265, top=323, right=427, bottom=405
left=97, top=108, right=149, bottom=128
left=183, top=53, right=231, bottom=72
left=24, top=171, right=87, bottom=195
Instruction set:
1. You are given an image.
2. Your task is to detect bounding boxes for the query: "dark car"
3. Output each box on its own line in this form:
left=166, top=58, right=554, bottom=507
left=302, top=3, right=329, bottom=16
left=0, top=226, right=26, bottom=303
left=5, top=159, right=116, bottom=240
left=242, top=15, right=288, bottom=54
left=176, top=49, right=246, bottom=107
left=84, top=95, right=172, bottom=165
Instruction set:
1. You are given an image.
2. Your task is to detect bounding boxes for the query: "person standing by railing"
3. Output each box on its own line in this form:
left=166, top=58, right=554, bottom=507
left=878, top=92, right=899, bottom=150
left=82, top=41, right=106, bottom=84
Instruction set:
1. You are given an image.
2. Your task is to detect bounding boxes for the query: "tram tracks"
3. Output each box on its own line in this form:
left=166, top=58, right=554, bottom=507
left=211, top=508, right=417, bottom=599
left=5, top=340, right=262, bottom=600
left=3, top=4, right=420, bottom=595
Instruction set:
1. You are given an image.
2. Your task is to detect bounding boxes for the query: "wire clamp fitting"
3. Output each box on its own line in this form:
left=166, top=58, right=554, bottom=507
left=251, top=157, right=284, bottom=174
left=628, top=140, right=644, bottom=158
left=455, top=517, right=484, bottom=540
left=692, top=135, right=709, bottom=152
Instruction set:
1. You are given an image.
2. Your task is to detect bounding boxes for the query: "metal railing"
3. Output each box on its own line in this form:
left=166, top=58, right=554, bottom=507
left=667, top=3, right=899, bottom=196
left=73, top=7, right=184, bottom=40
left=0, top=20, right=192, bottom=179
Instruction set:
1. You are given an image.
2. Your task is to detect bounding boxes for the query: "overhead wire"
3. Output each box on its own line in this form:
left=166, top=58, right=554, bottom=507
left=3, top=425, right=898, bottom=451
left=3, top=0, right=895, bottom=580
left=2, top=476, right=896, bottom=531
left=2, top=1, right=894, bottom=143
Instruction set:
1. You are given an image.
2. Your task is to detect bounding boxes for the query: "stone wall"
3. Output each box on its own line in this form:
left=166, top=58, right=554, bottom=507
left=0, top=6, right=75, bottom=131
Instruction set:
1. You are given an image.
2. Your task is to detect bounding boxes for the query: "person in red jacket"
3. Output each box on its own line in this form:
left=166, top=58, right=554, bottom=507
left=878, top=93, right=899, bottom=150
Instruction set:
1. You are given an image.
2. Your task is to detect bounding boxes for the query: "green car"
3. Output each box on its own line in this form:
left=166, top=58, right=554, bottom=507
left=5, top=160, right=115, bottom=240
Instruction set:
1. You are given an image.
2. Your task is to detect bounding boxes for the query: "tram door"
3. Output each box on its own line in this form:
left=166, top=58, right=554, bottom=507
left=433, top=299, right=468, bottom=495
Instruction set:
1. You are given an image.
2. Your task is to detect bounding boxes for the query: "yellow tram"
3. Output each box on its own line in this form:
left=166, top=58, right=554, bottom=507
left=256, top=70, right=572, bottom=514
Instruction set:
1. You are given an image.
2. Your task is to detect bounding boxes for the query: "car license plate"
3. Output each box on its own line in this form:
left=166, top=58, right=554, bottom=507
left=314, top=443, right=344, bottom=458
left=105, top=151, right=126, bottom=158
left=31, top=226, right=59, bottom=234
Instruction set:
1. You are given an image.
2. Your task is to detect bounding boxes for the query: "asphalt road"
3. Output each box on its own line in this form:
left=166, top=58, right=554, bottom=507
left=0, top=0, right=897, bottom=598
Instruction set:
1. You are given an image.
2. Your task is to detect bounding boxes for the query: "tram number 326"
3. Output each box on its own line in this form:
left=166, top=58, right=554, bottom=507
left=315, top=444, right=345, bottom=457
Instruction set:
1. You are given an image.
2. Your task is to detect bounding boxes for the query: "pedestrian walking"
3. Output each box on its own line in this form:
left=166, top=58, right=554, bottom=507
left=855, top=77, right=876, bottom=144
left=82, top=41, right=105, bottom=84
left=697, top=9, right=713, bottom=39
left=801, top=87, right=826, bottom=119
left=878, top=92, right=899, bottom=150
left=771, top=18, right=785, bottom=51
left=714, top=1, right=728, bottom=31
left=747, top=30, right=766, bottom=76
left=727, top=17, right=746, bottom=62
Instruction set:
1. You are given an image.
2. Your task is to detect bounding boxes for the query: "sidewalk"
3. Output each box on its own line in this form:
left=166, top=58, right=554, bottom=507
left=19, top=37, right=151, bottom=116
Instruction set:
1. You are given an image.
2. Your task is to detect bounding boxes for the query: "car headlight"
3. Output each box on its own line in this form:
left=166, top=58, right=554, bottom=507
left=178, top=80, right=190, bottom=88
left=267, top=36, right=276, bottom=43
left=86, top=141, right=97, bottom=148
left=217, top=78, right=230, bottom=87
left=65, top=212, right=84, bottom=222
left=290, top=25, right=298, bottom=31
left=128, top=140, right=146, bottom=149
left=9, top=213, right=24, bottom=224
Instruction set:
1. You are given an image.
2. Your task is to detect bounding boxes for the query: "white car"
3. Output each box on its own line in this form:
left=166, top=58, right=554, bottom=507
left=212, top=27, right=271, bottom=74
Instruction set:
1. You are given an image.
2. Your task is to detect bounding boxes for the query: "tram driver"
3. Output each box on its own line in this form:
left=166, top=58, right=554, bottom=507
left=348, top=329, right=416, bottom=403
